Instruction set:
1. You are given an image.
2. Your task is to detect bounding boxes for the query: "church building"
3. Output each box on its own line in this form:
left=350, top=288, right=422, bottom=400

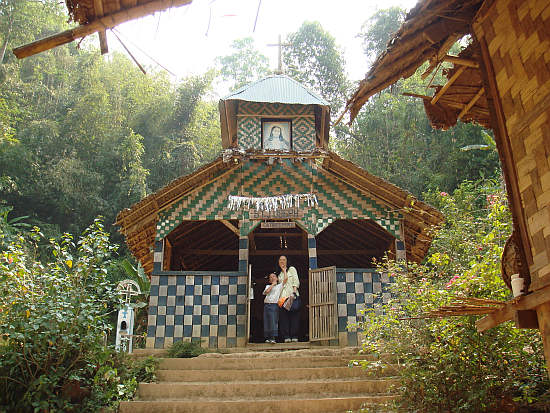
left=115, top=75, right=443, bottom=349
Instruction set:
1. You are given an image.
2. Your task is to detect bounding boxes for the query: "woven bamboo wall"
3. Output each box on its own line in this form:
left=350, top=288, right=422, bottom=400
left=474, top=0, right=550, bottom=290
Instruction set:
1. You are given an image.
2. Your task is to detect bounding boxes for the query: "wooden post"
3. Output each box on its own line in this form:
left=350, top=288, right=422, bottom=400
left=536, top=302, right=550, bottom=377
left=93, top=0, right=109, bottom=54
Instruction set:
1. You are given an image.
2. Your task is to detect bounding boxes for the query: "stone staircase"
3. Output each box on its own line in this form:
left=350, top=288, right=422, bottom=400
left=119, top=347, right=399, bottom=413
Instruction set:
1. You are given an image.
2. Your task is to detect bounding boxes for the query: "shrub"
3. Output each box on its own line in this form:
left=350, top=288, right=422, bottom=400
left=167, top=340, right=209, bottom=358
left=357, top=181, right=549, bottom=412
left=0, top=218, right=151, bottom=411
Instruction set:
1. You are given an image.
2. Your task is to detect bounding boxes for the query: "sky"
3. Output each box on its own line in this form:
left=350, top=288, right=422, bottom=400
left=106, top=0, right=418, bottom=96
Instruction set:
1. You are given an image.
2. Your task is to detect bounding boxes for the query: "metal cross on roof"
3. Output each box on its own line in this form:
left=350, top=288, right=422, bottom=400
left=267, top=34, right=291, bottom=74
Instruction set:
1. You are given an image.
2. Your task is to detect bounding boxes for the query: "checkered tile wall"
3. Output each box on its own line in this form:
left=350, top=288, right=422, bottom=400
left=146, top=274, right=248, bottom=349
left=336, top=270, right=393, bottom=347
left=236, top=103, right=315, bottom=152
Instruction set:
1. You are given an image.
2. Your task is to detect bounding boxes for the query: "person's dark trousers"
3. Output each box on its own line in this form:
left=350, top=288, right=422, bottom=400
left=279, top=307, right=300, bottom=340
left=263, top=303, right=279, bottom=339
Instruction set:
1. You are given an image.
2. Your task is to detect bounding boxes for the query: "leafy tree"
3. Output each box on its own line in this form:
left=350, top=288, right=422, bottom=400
left=461, top=129, right=497, bottom=152
left=357, top=7, right=406, bottom=60
left=358, top=182, right=549, bottom=412
left=0, top=0, right=221, bottom=237
left=0, top=0, right=67, bottom=64
left=283, top=21, right=349, bottom=113
left=0, top=204, right=29, bottom=247
left=144, top=70, right=221, bottom=191
left=0, top=219, right=147, bottom=411
left=216, top=37, right=271, bottom=91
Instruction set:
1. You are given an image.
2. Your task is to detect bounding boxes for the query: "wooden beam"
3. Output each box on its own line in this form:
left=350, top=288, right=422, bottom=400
left=317, top=249, right=379, bottom=255
left=178, top=248, right=380, bottom=256
left=98, top=31, right=109, bottom=54
left=458, top=87, right=485, bottom=119
left=536, top=302, right=550, bottom=377
left=443, top=55, right=479, bottom=68
left=249, top=232, right=256, bottom=251
left=253, top=232, right=302, bottom=238
left=421, top=35, right=462, bottom=80
left=93, top=0, right=108, bottom=54
left=172, top=221, right=209, bottom=242
left=320, top=106, right=328, bottom=149
left=431, top=66, right=466, bottom=105
left=404, top=91, right=491, bottom=117
left=476, top=36, right=533, bottom=270
left=476, top=284, right=550, bottom=332
left=13, top=0, right=192, bottom=59
left=220, top=220, right=240, bottom=236
left=515, top=310, right=539, bottom=329
left=180, top=249, right=237, bottom=256
left=236, top=114, right=314, bottom=118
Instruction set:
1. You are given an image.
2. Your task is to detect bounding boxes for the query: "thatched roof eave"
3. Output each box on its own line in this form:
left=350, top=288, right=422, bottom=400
left=343, top=0, right=486, bottom=124
left=116, top=150, right=444, bottom=275
left=13, top=0, right=192, bottom=59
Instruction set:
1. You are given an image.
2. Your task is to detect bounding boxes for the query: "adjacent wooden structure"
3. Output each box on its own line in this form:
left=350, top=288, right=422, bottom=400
left=12, top=0, right=192, bottom=59
left=343, top=0, right=550, bottom=375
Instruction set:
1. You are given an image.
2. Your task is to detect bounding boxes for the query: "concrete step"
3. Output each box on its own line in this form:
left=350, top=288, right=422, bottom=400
left=137, top=378, right=398, bottom=401
left=119, top=395, right=398, bottom=413
left=245, top=342, right=321, bottom=351
left=156, top=365, right=400, bottom=382
left=157, top=355, right=382, bottom=370
left=131, top=346, right=366, bottom=358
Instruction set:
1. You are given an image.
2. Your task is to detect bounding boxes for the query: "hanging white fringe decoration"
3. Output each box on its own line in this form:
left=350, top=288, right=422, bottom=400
left=227, top=193, right=318, bottom=212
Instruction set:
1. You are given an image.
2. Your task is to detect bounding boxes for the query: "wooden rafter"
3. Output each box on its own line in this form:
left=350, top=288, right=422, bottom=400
left=220, top=220, right=240, bottom=236
left=476, top=284, right=550, bottom=331
left=458, top=87, right=485, bottom=119
left=431, top=66, right=466, bottom=105
left=253, top=233, right=302, bottom=238
left=443, top=55, right=479, bottom=68
left=421, top=35, right=462, bottom=79
left=13, top=0, right=192, bottom=59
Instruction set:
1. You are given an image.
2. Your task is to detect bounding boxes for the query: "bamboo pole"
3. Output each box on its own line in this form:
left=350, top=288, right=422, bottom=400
left=93, top=0, right=108, bottom=54
left=430, top=66, right=466, bottom=105
left=443, top=55, right=479, bottom=68
left=13, top=0, right=192, bottom=59
left=458, top=87, right=485, bottom=119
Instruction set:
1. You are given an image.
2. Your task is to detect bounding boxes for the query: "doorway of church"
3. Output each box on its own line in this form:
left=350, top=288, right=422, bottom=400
left=247, top=224, right=310, bottom=343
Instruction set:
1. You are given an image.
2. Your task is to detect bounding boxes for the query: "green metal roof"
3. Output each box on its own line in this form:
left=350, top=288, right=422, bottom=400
left=222, top=75, right=329, bottom=106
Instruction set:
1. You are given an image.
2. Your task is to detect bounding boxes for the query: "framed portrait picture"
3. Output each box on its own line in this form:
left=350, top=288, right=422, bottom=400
left=262, top=119, right=292, bottom=151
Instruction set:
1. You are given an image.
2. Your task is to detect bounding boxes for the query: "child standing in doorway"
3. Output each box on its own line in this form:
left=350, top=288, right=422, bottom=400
left=263, top=273, right=282, bottom=343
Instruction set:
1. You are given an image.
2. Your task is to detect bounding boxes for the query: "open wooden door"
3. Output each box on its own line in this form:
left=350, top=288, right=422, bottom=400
left=309, top=266, right=337, bottom=341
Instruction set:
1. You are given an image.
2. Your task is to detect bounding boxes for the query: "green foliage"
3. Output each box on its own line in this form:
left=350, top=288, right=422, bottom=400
left=119, top=258, right=150, bottom=343
left=337, top=69, right=500, bottom=198
left=120, top=258, right=150, bottom=299
left=0, top=0, right=68, bottom=64
left=167, top=340, right=209, bottom=358
left=284, top=21, right=349, bottom=113
left=0, top=204, right=29, bottom=247
left=127, top=356, right=158, bottom=383
left=358, top=7, right=406, bottom=59
left=0, top=218, right=151, bottom=411
left=0, top=1, right=221, bottom=238
left=216, top=37, right=271, bottom=91
left=461, top=130, right=497, bottom=152
left=357, top=181, right=549, bottom=412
